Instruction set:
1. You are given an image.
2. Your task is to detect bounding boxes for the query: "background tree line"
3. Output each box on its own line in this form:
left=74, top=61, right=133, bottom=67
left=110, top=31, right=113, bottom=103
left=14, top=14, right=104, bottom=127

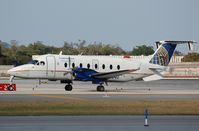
left=0, top=40, right=155, bottom=65
left=0, top=40, right=198, bottom=65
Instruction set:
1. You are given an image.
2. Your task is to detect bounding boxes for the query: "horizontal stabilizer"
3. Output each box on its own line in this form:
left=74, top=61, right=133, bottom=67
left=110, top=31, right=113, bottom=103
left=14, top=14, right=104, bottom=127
left=156, top=40, right=196, bottom=51
left=149, top=67, right=165, bottom=76
left=143, top=74, right=163, bottom=81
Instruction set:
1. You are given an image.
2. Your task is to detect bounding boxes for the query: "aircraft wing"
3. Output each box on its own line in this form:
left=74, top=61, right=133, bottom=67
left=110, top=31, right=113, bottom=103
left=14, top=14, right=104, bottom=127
left=73, top=67, right=139, bottom=82
left=91, top=69, right=139, bottom=79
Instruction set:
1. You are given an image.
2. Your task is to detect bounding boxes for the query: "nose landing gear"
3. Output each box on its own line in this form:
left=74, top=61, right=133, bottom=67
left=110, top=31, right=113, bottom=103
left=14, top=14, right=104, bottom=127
left=7, top=85, right=14, bottom=91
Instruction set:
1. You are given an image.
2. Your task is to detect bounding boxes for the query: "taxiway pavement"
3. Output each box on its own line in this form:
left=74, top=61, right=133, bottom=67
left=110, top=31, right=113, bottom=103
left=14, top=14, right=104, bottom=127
left=1, top=79, right=199, bottom=94
left=0, top=79, right=199, bottom=100
left=0, top=116, right=199, bottom=131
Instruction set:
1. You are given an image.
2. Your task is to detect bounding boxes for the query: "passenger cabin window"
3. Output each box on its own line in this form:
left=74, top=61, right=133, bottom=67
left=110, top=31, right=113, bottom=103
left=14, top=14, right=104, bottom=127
left=80, top=63, right=83, bottom=68
left=40, top=61, right=45, bottom=66
left=64, top=63, right=67, bottom=68
left=110, top=65, right=113, bottom=70
left=102, top=64, right=105, bottom=69
left=117, top=65, right=120, bottom=70
left=95, top=64, right=98, bottom=69
left=72, top=63, right=75, bottom=68
left=87, top=64, right=90, bottom=69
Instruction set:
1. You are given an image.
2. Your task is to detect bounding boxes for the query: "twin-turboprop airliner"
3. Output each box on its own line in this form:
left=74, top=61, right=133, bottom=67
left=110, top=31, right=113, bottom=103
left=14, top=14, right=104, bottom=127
left=7, top=41, right=196, bottom=91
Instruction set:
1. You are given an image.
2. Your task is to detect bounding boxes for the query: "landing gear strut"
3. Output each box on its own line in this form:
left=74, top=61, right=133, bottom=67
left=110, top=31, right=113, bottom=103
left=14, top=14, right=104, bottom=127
left=65, top=84, right=73, bottom=91
left=9, top=76, right=14, bottom=84
left=97, top=85, right=105, bottom=92
left=8, top=76, right=15, bottom=91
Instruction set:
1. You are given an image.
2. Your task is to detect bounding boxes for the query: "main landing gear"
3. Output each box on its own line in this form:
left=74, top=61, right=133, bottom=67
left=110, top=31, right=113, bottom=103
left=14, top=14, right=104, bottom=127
left=61, top=80, right=73, bottom=91
left=65, top=84, right=73, bottom=91
left=63, top=80, right=106, bottom=92
left=96, top=84, right=105, bottom=92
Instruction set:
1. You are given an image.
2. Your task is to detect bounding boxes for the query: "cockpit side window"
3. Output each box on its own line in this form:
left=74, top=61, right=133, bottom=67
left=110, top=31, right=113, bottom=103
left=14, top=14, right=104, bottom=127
left=28, top=60, right=39, bottom=65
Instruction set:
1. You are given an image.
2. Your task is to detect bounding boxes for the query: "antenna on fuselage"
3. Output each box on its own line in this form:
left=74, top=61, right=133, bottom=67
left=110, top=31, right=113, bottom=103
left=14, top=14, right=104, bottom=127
left=59, top=51, right=63, bottom=55
left=78, top=52, right=84, bottom=55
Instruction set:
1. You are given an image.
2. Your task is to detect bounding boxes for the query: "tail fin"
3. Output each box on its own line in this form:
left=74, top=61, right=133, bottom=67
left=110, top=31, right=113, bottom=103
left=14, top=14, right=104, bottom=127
left=149, top=40, right=196, bottom=66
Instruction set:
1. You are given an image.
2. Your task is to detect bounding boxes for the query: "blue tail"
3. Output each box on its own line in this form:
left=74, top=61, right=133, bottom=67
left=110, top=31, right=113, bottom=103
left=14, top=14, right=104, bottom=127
left=149, top=42, right=177, bottom=66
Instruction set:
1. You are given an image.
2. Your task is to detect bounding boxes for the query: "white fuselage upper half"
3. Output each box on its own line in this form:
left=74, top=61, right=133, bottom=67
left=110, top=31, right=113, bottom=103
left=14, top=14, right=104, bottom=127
left=7, top=54, right=162, bottom=81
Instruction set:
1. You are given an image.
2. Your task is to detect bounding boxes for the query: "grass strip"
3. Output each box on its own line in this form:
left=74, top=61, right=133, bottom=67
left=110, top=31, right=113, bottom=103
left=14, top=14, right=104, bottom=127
left=0, top=99, right=199, bottom=116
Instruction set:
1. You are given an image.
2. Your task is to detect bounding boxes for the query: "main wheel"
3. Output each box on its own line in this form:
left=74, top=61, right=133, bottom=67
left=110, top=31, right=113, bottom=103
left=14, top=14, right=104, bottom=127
left=97, top=85, right=105, bottom=92
left=65, top=84, right=73, bottom=91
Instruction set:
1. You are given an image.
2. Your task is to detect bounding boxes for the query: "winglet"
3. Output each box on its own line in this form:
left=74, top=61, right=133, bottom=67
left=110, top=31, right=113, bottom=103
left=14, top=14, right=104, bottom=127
left=187, top=42, right=195, bottom=51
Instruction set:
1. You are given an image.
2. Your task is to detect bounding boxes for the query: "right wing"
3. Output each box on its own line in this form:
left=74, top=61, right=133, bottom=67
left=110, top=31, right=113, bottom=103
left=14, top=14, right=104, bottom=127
left=73, top=68, right=139, bottom=81
left=91, top=69, right=139, bottom=79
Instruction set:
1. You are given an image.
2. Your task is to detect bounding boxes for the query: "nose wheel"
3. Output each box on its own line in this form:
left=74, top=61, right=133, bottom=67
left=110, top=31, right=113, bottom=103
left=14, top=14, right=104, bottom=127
left=65, top=84, right=73, bottom=91
left=97, top=85, right=105, bottom=92
left=7, top=85, right=14, bottom=91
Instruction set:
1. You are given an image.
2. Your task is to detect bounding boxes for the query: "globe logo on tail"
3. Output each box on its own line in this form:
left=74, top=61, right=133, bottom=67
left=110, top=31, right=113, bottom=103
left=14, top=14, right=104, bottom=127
left=149, top=45, right=171, bottom=66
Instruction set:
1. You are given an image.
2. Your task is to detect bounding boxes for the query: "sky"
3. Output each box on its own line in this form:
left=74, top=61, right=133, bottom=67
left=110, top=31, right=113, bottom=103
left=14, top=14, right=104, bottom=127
left=0, top=0, right=199, bottom=52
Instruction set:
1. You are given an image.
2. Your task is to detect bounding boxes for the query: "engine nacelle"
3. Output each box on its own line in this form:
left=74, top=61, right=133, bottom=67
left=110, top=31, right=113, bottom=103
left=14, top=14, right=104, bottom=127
left=73, top=68, right=104, bottom=84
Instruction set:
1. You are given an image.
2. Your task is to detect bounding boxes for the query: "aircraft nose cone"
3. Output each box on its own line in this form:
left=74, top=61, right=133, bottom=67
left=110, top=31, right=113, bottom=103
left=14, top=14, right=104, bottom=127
left=7, top=68, right=15, bottom=76
left=7, top=65, right=29, bottom=78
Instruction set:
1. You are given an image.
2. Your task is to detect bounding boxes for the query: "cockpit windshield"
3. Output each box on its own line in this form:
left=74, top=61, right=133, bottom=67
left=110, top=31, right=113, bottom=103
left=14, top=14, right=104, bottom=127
left=28, top=60, right=39, bottom=65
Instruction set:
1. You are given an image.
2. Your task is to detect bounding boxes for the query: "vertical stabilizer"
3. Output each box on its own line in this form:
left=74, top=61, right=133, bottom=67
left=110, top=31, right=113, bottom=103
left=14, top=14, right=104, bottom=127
left=149, top=41, right=196, bottom=66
